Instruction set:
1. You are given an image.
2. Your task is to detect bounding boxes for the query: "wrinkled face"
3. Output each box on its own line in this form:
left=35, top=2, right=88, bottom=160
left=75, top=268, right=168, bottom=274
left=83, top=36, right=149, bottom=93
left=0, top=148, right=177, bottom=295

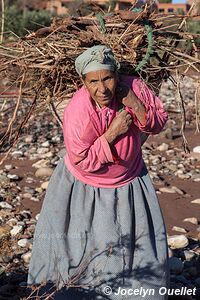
left=82, top=69, right=118, bottom=108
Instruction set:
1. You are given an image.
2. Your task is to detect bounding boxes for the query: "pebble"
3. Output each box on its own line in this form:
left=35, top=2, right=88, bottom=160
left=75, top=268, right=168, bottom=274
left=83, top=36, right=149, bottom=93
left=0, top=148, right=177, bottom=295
left=26, top=177, right=34, bottom=183
left=41, top=141, right=50, bottom=147
left=35, top=213, right=40, bottom=221
left=168, top=235, right=189, bottom=249
left=183, top=250, right=196, bottom=261
left=4, top=164, right=12, bottom=170
left=35, top=187, right=43, bottom=193
left=10, top=225, right=23, bottom=236
left=0, top=175, right=10, bottom=183
left=0, top=266, right=5, bottom=276
left=35, top=167, right=53, bottom=177
left=183, top=217, right=198, bottom=225
left=41, top=181, right=49, bottom=190
left=37, top=147, right=49, bottom=154
left=17, top=238, right=29, bottom=248
left=193, top=146, right=200, bottom=153
left=21, top=251, right=32, bottom=264
left=30, top=197, right=40, bottom=202
left=171, top=186, right=184, bottom=195
left=43, top=151, right=54, bottom=158
left=6, top=218, right=18, bottom=227
left=172, top=226, right=187, bottom=233
left=157, top=143, right=169, bottom=151
left=7, top=174, right=19, bottom=180
left=0, top=202, right=13, bottom=209
left=22, top=193, right=32, bottom=199
left=32, top=159, right=50, bottom=169
left=159, top=187, right=176, bottom=193
left=169, top=257, right=184, bottom=274
left=193, top=178, right=200, bottom=182
left=11, top=150, right=24, bottom=157
left=25, top=135, right=34, bottom=143
left=191, top=198, right=200, bottom=205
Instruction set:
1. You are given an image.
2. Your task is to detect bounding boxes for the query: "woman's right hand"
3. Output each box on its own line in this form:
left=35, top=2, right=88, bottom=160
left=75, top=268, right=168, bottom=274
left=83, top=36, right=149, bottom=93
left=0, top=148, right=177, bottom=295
left=104, top=110, right=132, bottom=144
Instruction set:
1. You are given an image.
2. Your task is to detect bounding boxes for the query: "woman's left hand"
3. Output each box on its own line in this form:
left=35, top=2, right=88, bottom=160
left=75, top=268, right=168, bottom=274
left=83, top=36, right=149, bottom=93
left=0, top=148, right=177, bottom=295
left=116, top=83, right=147, bottom=126
left=116, top=84, right=138, bottom=108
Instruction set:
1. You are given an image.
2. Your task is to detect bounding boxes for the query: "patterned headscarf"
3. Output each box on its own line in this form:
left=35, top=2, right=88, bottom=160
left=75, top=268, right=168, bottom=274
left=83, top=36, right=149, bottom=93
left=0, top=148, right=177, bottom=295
left=75, top=45, right=120, bottom=76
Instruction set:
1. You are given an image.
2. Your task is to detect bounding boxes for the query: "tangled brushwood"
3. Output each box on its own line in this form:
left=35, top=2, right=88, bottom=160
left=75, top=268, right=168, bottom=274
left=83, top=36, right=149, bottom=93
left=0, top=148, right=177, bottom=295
left=0, top=6, right=200, bottom=158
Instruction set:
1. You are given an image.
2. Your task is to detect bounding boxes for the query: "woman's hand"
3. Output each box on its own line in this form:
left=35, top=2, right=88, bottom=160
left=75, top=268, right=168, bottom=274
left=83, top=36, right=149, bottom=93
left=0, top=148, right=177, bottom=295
left=116, top=84, right=137, bottom=108
left=116, top=83, right=146, bottom=125
left=103, top=110, right=132, bottom=144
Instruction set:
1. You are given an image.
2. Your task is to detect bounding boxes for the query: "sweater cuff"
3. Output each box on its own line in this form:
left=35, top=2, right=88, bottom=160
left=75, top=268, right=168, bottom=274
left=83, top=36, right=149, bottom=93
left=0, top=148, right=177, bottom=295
left=99, top=135, right=114, bottom=163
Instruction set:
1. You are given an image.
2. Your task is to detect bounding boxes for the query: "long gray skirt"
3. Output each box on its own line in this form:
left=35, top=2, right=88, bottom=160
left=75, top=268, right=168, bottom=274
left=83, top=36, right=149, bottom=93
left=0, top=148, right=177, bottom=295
left=28, top=158, right=169, bottom=299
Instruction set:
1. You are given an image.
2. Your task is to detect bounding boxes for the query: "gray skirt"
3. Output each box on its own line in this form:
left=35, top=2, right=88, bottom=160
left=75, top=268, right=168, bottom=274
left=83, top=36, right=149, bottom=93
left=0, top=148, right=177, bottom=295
left=28, top=158, right=169, bottom=299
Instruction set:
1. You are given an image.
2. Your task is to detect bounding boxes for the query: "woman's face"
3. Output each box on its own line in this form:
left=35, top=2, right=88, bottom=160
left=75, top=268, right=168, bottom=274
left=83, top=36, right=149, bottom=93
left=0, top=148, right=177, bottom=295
left=83, top=69, right=118, bottom=108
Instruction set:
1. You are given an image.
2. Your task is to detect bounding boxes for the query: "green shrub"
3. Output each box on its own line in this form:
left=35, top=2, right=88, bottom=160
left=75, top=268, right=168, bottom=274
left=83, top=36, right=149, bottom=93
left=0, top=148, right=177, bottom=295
left=187, top=20, right=200, bottom=45
left=4, top=5, right=52, bottom=37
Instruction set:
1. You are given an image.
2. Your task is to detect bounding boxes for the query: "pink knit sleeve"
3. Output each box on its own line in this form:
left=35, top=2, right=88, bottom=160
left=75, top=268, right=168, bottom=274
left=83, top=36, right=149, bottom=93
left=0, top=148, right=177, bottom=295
left=127, top=79, right=168, bottom=134
left=63, top=109, right=114, bottom=173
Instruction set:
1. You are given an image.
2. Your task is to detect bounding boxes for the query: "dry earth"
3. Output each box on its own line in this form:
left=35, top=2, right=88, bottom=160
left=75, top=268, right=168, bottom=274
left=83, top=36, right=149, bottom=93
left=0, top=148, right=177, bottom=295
left=0, top=76, right=200, bottom=299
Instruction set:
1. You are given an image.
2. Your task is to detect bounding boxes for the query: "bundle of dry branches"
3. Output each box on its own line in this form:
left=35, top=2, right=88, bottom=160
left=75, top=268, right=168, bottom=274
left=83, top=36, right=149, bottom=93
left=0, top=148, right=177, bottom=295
left=0, top=6, right=200, bottom=157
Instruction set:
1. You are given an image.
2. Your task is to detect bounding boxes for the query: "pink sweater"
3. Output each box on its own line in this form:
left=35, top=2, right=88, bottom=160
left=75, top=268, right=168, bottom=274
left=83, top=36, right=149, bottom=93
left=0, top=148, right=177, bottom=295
left=63, top=75, right=167, bottom=188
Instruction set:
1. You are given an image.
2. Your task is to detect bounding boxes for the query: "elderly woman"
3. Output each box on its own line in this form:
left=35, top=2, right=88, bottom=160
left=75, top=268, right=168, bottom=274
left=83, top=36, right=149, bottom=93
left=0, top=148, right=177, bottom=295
left=28, top=45, right=169, bottom=299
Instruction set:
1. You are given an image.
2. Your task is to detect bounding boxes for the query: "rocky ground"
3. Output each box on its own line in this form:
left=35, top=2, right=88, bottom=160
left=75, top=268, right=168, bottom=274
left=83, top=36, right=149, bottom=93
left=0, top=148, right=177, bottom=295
left=0, top=76, right=200, bottom=299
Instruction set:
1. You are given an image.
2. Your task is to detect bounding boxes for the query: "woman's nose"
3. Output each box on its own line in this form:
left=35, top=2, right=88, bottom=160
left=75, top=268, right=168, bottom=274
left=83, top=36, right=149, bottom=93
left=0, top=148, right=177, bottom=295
left=98, top=82, right=107, bottom=93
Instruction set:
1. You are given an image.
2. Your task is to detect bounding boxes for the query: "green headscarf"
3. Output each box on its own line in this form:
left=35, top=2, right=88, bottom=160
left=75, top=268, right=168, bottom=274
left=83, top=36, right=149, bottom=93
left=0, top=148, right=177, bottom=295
left=75, top=45, right=120, bottom=76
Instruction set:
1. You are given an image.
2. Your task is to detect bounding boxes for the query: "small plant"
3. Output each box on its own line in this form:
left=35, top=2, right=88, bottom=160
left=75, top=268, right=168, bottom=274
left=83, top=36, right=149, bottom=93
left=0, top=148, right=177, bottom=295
left=4, top=5, right=52, bottom=37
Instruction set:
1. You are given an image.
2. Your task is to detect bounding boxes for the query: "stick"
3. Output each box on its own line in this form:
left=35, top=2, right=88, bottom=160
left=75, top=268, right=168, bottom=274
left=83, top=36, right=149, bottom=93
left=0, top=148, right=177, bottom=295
left=0, top=0, right=4, bottom=43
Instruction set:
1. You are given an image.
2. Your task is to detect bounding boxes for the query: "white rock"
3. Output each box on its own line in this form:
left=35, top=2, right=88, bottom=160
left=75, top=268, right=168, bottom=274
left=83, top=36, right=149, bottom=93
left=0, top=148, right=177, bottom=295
left=169, top=257, right=184, bottom=274
left=30, top=197, right=39, bottom=202
left=0, top=202, right=13, bottom=210
left=193, top=146, right=200, bottom=153
left=183, top=217, right=198, bottom=225
left=157, top=143, right=169, bottom=151
left=167, top=235, right=189, bottom=249
left=159, top=187, right=176, bottom=194
left=35, top=187, right=43, bottom=193
left=4, top=165, right=12, bottom=170
left=18, top=238, right=29, bottom=248
left=171, top=186, right=184, bottom=195
left=35, top=167, right=53, bottom=178
left=25, top=135, right=33, bottom=143
left=22, top=193, right=32, bottom=199
left=10, top=225, right=23, bottom=236
left=32, top=159, right=49, bottom=169
left=191, top=199, right=200, bottom=205
left=41, top=181, right=49, bottom=190
left=35, top=214, right=40, bottom=221
left=172, top=226, right=187, bottom=233
left=41, top=141, right=50, bottom=147
left=21, top=251, right=32, bottom=264
left=7, top=174, right=19, bottom=180
left=184, top=250, right=196, bottom=261
left=43, top=152, right=54, bottom=158
left=6, top=218, right=17, bottom=227
left=12, top=150, right=23, bottom=157
left=37, top=147, right=49, bottom=154
left=26, top=177, right=34, bottom=183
